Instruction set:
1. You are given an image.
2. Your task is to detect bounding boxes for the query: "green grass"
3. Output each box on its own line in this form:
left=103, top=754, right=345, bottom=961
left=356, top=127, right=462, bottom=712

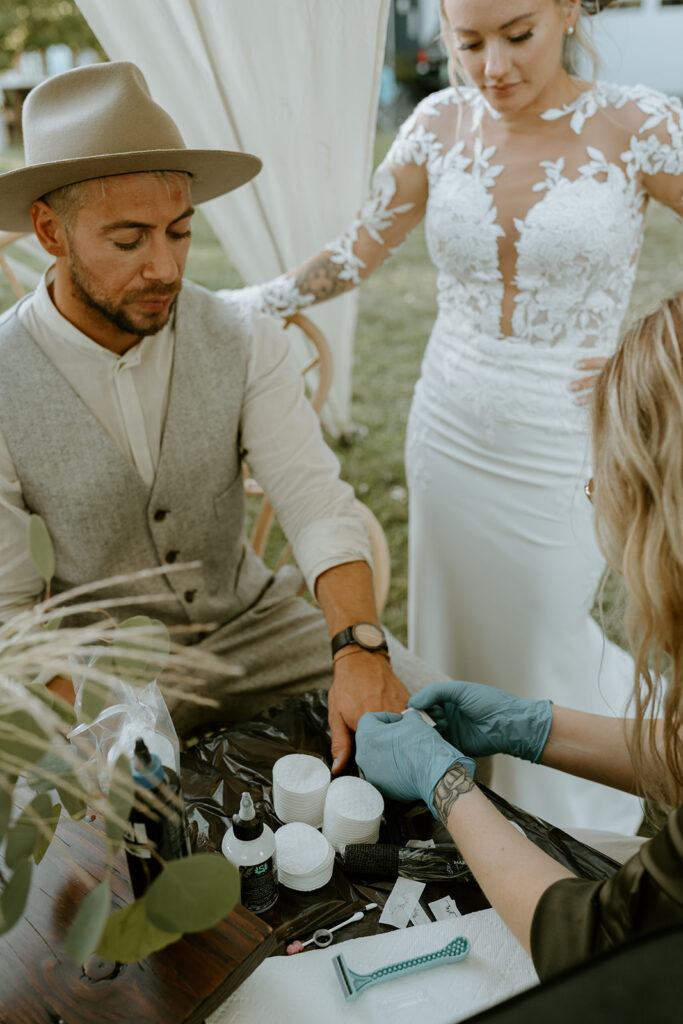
left=1, top=140, right=682, bottom=645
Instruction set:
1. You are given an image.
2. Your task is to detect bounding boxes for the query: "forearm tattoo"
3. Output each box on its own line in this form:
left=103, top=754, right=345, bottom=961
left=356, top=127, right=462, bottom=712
left=295, top=255, right=349, bottom=302
left=433, top=764, right=475, bottom=826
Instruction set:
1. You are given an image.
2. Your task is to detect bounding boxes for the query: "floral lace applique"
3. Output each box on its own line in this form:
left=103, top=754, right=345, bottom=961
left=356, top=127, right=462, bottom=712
left=255, top=82, right=681, bottom=354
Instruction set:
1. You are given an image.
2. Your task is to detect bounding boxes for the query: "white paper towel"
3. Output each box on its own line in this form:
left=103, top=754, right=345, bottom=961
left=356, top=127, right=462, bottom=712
left=209, top=909, right=539, bottom=1024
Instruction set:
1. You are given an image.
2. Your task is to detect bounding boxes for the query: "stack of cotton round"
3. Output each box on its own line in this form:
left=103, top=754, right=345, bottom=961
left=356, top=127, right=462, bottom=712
left=322, top=777, right=384, bottom=852
left=275, top=822, right=335, bottom=891
left=272, top=754, right=331, bottom=826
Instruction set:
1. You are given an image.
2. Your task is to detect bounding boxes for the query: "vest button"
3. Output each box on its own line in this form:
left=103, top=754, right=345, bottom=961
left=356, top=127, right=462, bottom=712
left=165, top=551, right=178, bottom=563
left=184, top=589, right=197, bottom=603
left=154, top=509, right=168, bottom=522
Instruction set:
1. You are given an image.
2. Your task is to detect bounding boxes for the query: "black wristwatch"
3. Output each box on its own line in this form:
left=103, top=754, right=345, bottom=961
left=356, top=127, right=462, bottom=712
left=331, top=621, right=389, bottom=656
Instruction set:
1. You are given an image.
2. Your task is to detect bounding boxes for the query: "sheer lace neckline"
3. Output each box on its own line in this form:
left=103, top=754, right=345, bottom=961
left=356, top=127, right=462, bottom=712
left=472, top=80, right=599, bottom=129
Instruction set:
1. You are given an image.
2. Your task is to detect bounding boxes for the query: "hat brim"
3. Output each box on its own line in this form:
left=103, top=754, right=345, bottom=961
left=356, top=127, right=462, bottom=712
left=0, top=148, right=262, bottom=232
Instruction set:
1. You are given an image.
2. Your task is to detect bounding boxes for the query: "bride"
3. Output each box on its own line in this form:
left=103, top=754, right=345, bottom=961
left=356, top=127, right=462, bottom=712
left=250, top=0, right=683, bottom=831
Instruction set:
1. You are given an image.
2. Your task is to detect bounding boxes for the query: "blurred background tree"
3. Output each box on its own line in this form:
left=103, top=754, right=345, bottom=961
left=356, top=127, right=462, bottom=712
left=0, top=0, right=104, bottom=72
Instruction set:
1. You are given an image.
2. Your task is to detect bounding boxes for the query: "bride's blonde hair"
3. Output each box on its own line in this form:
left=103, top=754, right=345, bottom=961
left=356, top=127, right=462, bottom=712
left=591, top=295, right=683, bottom=807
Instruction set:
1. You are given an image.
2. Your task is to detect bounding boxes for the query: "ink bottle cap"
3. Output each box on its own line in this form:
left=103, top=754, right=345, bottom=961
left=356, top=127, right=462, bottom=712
left=131, top=737, right=164, bottom=790
left=232, top=792, right=264, bottom=841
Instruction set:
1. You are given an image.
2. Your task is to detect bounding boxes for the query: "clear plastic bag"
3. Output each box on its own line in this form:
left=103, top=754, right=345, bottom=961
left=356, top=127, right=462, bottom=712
left=68, top=676, right=180, bottom=792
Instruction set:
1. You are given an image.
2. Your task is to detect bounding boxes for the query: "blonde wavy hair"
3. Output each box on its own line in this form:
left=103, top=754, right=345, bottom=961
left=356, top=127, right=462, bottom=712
left=591, top=295, right=683, bottom=808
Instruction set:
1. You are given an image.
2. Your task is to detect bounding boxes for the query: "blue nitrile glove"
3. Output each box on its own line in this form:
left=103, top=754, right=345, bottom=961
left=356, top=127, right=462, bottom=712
left=408, top=681, right=553, bottom=764
left=355, top=709, right=476, bottom=818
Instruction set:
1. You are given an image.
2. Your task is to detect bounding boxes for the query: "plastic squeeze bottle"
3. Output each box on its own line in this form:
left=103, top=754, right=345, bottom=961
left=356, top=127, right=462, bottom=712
left=221, top=792, right=278, bottom=914
left=124, top=737, right=191, bottom=898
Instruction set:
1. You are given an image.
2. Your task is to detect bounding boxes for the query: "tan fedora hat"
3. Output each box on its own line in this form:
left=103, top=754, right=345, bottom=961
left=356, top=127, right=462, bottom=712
left=0, top=60, right=262, bottom=232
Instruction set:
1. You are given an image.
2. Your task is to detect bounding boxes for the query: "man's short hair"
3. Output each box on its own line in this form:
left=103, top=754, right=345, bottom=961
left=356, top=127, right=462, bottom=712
left=41, top=170, right=192, bottom=231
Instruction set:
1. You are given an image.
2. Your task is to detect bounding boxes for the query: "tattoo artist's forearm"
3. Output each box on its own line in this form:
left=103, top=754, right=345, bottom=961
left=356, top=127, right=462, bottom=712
left=433, top=765, right=475, bottom=826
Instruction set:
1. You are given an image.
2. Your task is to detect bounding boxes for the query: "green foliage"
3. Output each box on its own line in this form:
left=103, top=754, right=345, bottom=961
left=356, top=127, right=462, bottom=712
left=0, top=0, right=105, bottom=72
left=145, top=853, right=241, bottom=934
left=97, top=896, right=181, bottom=963
left=28, top=514, right=54, bottom=586
left=78, top=675, right=111, bottom=723
left=65, top=878, right=111, bottom=965
left=0, top=515, right=238, bottom=964
left=0, top=707, right=50, bottom=766
left=0, top=858, right=32, bottom=933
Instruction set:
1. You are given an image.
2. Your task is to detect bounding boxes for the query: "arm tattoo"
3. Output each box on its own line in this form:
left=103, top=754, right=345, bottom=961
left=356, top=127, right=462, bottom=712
left=295, top=255, right=350, bottom=302
left=433, top=764, right=475, bottom=826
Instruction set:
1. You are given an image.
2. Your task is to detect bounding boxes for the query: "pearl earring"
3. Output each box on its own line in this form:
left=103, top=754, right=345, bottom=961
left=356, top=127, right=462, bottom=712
left=566, top=25, right=575, bottom=35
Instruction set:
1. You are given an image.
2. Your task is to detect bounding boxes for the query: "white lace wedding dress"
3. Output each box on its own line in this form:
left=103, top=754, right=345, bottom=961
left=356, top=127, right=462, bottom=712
left=255, top=82, right=683, bottom=831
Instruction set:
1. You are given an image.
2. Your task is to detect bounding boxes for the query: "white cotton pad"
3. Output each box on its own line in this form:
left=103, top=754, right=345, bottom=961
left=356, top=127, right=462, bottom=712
left=272, top=754, right=331, bottom=826
left=275, top=822, right=335, bottom=891
left=322, top=776, right=384, bottom=852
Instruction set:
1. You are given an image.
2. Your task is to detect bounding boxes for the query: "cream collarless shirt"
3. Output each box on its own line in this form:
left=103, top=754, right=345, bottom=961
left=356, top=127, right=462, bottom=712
left=19, top=266, right=174, bottom=487
left=0, top=269, right=370, bottom=621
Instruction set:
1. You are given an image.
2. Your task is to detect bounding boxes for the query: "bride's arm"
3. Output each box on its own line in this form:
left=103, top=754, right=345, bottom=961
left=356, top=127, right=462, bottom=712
left=631, top=91, right=683, bottom=219
left=252, top=107, right=435, bottom=318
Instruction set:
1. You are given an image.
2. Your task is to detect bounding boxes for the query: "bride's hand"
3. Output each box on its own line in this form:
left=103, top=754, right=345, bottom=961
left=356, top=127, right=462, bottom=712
left=570, top=357, right=608, bottom=405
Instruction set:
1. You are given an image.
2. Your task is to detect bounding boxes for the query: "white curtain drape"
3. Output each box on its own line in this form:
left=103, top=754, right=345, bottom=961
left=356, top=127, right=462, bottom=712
left=76, top=0, right=390, bottom=431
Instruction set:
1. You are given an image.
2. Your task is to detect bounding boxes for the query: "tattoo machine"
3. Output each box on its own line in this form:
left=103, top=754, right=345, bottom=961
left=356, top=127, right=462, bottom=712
left=332, top=935, right=470, bottom=1002
left=286, top=903, right=378, bottom=955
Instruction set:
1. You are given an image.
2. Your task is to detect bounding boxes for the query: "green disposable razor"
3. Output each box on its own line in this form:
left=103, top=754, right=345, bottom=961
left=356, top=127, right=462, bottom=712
left=332, top=935, right=470, bottom=1001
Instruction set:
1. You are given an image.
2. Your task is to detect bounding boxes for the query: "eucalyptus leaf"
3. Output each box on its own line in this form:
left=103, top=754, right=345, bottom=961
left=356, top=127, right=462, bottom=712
left=28, top=515, right=55, bottom=586
left=104, top=754, right=133, bottom=847
left=5, top=821, right=36, bottom=869
left=0, top=859, right=32, bottom=935
left=78, top=676, right=111, bottom=724
left=0, top=709, right=50, bottom=765
left=65, top=879, right=111, bottom=965
left=0, top=776, right=14, bottom=838
left=44, top=614, right=63, bottom=631
left=33, top=801, right=61, bottom=865
left=25, top=748, right=73, bottom=792
left=97, top=897, right=180, bottom=963
left=56, top=777, right=87, bottom=820
left=6, top=793, right=60, bottom=868
left=145, top=854, right=240, bottom=934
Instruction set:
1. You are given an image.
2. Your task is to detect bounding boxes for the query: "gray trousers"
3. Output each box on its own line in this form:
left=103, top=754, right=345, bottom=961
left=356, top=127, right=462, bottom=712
left=167, top=565, right=447, bottom=738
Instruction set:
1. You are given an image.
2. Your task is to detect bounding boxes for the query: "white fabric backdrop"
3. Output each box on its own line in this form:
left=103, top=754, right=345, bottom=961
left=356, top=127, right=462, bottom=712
left=76, top=0, right=391, bottom=430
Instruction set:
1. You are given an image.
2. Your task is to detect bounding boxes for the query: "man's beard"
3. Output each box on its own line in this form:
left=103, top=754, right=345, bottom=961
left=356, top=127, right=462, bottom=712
left=68, top=250, right=181, bottom=338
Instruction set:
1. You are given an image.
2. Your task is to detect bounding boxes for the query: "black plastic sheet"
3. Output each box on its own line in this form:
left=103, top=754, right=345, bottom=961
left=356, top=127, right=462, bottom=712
left=180, top=691, right=621, bottom=953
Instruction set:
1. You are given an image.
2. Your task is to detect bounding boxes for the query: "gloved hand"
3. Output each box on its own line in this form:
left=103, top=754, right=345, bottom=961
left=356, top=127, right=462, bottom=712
left=355, top=709, right=475, bottom=817
left=408, top=681, right=552, bottom=763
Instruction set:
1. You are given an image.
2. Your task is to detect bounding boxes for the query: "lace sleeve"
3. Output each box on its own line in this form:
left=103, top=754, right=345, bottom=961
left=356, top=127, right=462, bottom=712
left=624, top=90, right=683, bottom=219
left=253, top=103, right=440, bottom=318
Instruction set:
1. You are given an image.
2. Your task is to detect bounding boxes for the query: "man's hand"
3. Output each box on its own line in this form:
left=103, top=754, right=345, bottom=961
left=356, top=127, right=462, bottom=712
left=329, top=649, right=409, bottom=773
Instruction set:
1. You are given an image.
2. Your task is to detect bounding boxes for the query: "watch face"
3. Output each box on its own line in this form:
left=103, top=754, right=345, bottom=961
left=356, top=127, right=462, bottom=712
left=352, top=622, right=385, bottom=649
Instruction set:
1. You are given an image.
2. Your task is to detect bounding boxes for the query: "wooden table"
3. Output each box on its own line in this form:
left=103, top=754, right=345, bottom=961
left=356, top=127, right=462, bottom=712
left=0, top=812, right=277, bottom=1024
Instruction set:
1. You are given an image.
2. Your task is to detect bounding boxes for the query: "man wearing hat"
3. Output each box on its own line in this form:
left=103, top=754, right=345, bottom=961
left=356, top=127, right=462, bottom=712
left=0, top=61, right=439, bottom=772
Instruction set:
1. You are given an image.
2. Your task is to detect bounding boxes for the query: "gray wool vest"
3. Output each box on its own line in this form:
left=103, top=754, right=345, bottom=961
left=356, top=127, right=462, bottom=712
left=0, top=280, right=273, bottom=630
